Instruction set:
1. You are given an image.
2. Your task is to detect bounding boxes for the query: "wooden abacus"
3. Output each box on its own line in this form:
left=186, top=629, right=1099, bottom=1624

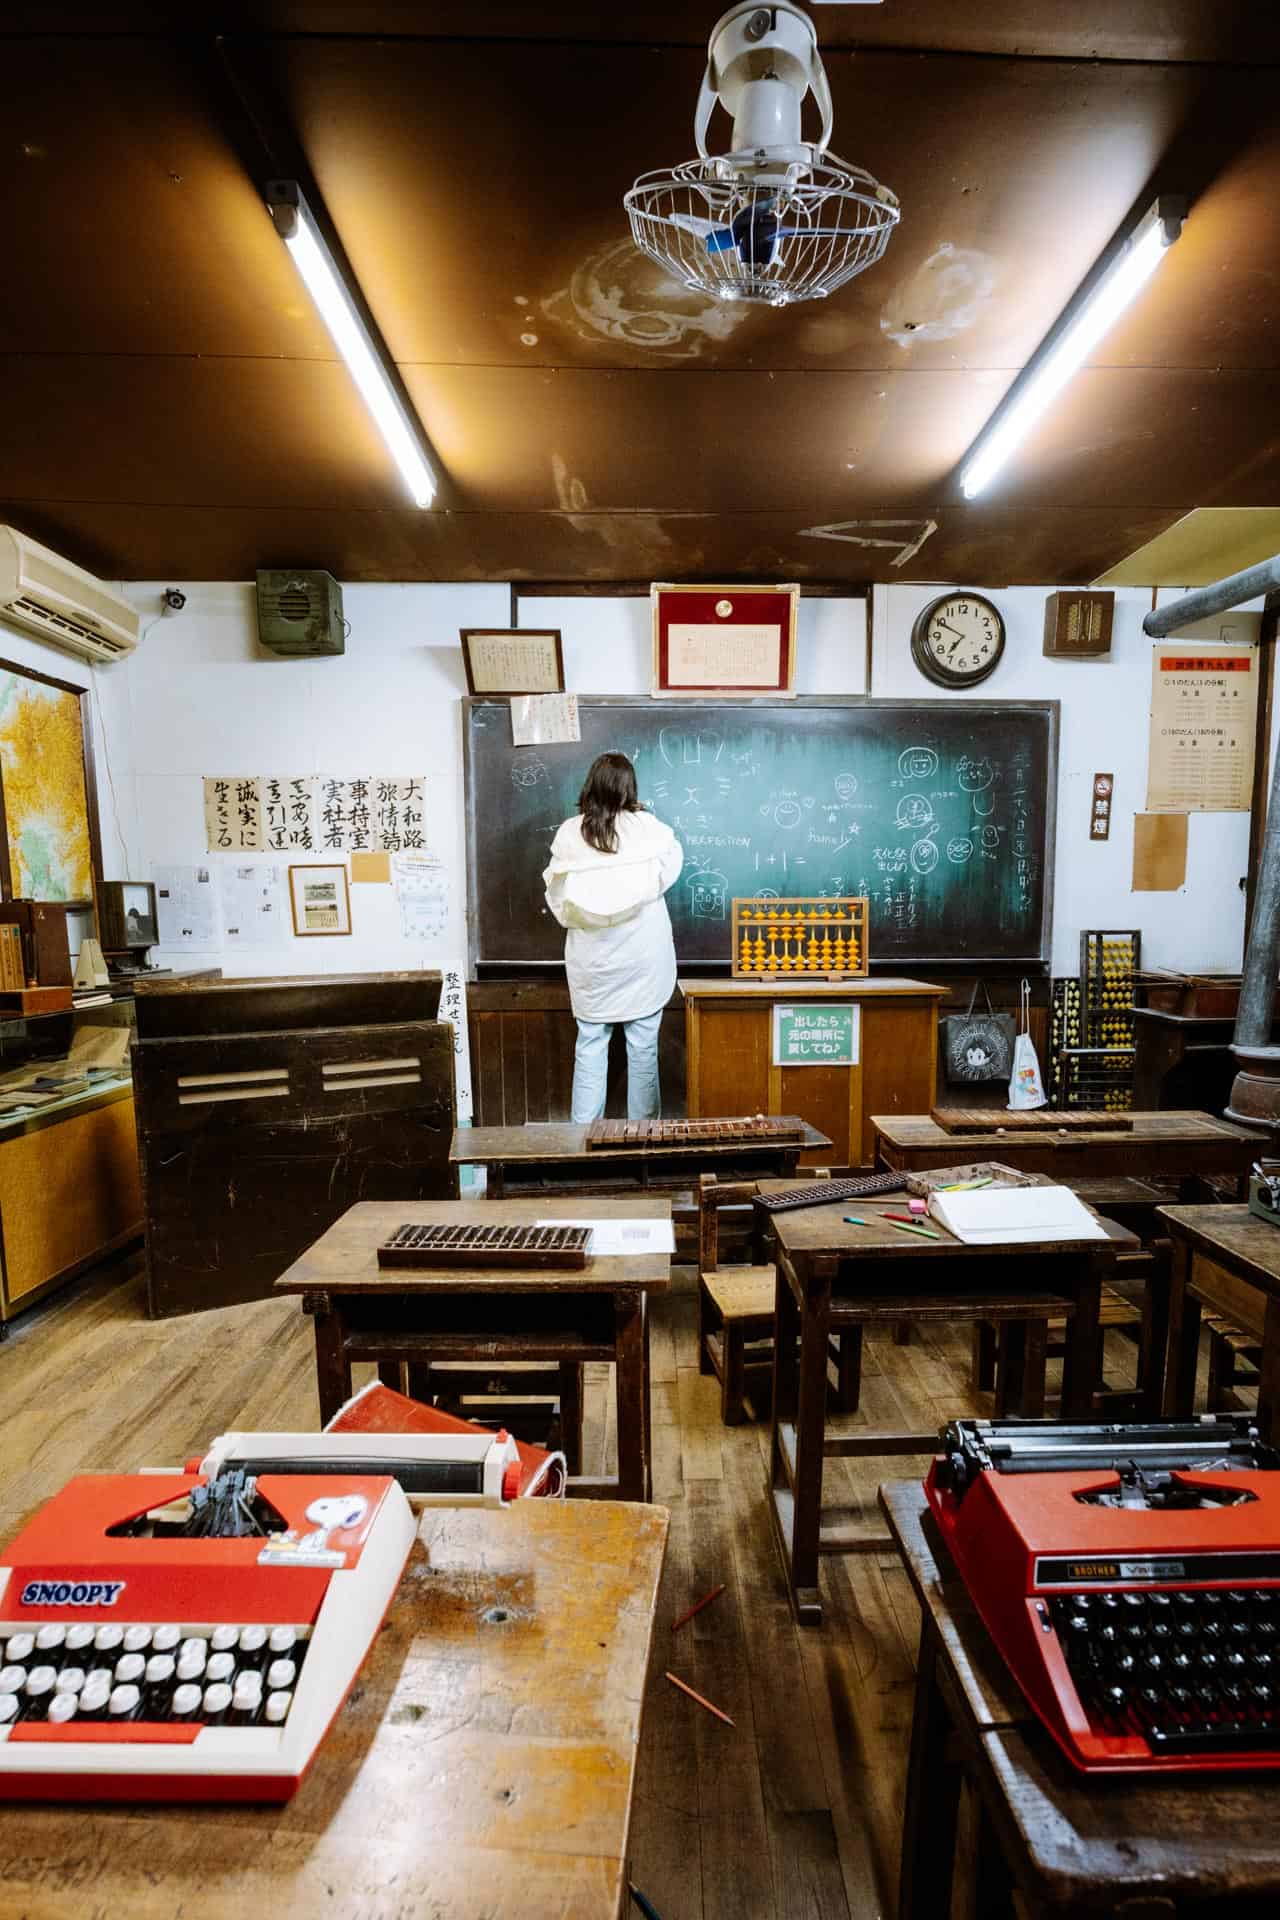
left=730, top=896, right=869, bottom=980
left=376, top=1222, right=593, bottom=1269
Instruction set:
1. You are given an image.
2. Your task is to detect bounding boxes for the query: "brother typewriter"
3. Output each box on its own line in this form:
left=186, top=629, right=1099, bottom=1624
left=926, top=1415, right=1280, bottom=1774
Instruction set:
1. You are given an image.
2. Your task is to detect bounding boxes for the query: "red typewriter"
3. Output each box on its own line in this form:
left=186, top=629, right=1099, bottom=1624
left=0, top=1468, right=415, bottom=1801
left=926, top=1416, right=1280, bottom=1774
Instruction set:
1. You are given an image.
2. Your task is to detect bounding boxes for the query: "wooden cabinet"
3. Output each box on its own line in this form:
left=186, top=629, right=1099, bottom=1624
left=681, top=978, right=946, bottom=1168
left=0, top=1084, right=142, bottom=1322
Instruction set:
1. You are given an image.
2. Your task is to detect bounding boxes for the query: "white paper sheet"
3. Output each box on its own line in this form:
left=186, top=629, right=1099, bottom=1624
left=153, top=865, right=223, bottom=952
left=535, top=1217, right=676, bottom=1256
left=391, top=849, right=449, bottom=939
left=510, top=693, right=580, bottom=747
left=222, top=864, right=290, bottom=947
left=927, top=1184, right=1107, bottom=1245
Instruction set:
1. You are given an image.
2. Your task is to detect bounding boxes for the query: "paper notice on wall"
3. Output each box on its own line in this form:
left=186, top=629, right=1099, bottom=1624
left=222, top=864, right=290, bottom=946
left=510, top=693, right=580, bottom=747
left=391, top=849, right=449, bottom=940
left=262, top=776, right=316, bottom=852
left=666, top=623, right=782, bottom=687
left=204, top=776, right=263, bottom=852
left=1146, top=642, right=1258, bottom=811
left=153, top=865, right=222, bottom=951
left=1132, top=812, right=1189, bottom=892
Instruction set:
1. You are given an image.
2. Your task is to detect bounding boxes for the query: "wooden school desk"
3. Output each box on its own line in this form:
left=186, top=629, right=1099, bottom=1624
left=1159, top=1203, right=1280, bottom=1443
left=879, top=1480, right=1280, bottom=1919
left=765, top=1190, right=1129, bottom=1622
left=275, top=1196, right=670, bottom=1501
left=0, top=1501, right=668, bottom=1920
left=449, top=1117, right=830, bottom=1197
left=872, top=1108, right=1260, bottom=1195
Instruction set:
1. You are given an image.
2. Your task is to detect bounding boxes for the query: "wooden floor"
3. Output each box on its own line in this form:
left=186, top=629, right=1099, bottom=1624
left=0, top=1252, right=1206, bottom=1920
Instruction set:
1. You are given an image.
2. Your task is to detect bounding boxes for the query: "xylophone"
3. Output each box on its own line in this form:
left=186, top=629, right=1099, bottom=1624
left=585, top=1116, right=806, bottom=1149
left=376, top=1221, right=592, bottom=1269
left=0, top=1469, right=416, bottom=1801
left=927, top=1417, right=1280, bottom=1773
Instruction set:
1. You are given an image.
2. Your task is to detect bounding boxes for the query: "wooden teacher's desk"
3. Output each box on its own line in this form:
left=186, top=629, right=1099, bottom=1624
left=872, top=1109, right=1260, bottom=1195
left=879, top=1480, right=1280, bottom=1919
left=766, top=1191, right=1127, bottom=1623
left=449, top=1118, right=831, bottom=1196
left=0, top=1501, right=668, bottom=1920
left=1160, top=1203, right=1280, bottom=1443
left=276, top=1197, right=670, bottom=1502
left=681, top=976, right=946, bottom=1168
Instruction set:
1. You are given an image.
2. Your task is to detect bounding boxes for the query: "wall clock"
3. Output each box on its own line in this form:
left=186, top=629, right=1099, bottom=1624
left=910, top=592, right=1006, bottom=689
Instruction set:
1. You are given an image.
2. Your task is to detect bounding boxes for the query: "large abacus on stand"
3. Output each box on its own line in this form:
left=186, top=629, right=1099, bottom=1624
left=731, top=895, right=870, bottom=980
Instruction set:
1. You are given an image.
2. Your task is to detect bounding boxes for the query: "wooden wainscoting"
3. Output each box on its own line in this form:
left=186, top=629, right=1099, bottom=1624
left=467, top=981, right=686, bottom=1127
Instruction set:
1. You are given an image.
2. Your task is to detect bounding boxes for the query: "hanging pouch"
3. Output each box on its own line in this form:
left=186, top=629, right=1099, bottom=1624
left=943, top=981, right=1015, bottom=1084
left=1008, top=977, right=1048, bottom=1110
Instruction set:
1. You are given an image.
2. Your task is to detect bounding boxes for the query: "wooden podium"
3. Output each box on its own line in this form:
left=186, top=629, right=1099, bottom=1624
left=680, top=977, right=946, bottom=1169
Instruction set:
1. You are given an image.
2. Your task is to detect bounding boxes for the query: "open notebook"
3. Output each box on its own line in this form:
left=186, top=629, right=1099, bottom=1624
left=927, top=1183, right=1108, bottom=1246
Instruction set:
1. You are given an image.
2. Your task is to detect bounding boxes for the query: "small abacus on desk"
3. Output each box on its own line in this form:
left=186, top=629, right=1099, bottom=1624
left=731, top=896, right=869, bottom=980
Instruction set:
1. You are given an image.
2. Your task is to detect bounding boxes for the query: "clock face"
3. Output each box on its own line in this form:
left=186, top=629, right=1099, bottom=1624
left=911, top=593, right=1005, bottom=688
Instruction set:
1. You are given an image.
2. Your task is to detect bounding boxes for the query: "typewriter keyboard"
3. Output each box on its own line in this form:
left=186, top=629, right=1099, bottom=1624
left=0, top=1623, right=311, bottom=1733
left=1050, top=1588, right=1280, bottom=1755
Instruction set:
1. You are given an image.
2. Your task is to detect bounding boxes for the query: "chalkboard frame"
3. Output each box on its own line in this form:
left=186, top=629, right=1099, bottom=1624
left=463, top=696, right=1059, bottom=975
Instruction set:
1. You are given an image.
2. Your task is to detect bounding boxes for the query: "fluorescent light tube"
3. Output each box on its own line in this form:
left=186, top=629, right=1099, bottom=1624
left=267, top=181, right=437, bottom=509
left=959, top=197, right=1185, bottom=501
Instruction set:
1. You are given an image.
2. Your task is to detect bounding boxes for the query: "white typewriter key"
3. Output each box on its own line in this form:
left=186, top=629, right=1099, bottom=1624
left=264, top=1690, right=292, bottom=1724
left=0, top=1695, right=18, bottom=1725
left=23, top=1666, right=56, bottom=1706
left=210, top=1625, right=240, bottom=1654
left=80, top=1678, right=112, bottom=1716
left=145, top=1654, right=175, bottom=1688
left=202, top=1682, right=232, bottom=1724
left=115, top=1653, right=146, bottom=1686
left=268, top=1626, right=297, bottom=1656
left=65, top=1624, right=95, bottom=1656
left=5, top=1633, right=34, bottom=1663
left=47, top=1693, right=78, bottom=1725
left=108, top=1683, right=141, bottom=1719
left=152, top=1625, right=181, bottom=1655
left=54, top=1667, right=86, bottom=1694
left=0, top=1665, right=25, bottom=1694
left=266, top=1658, right=297, bottom=1693
left=178, top=1635, right=206, bottom=1662
left=170, top=1683, right=202, bottom=1720
left=206, top=1651, right=236, bottom=1684
left=123, top=1625, right=152, bottom=1655
left=35, top=1624, right=66, bottom=1659
left=93, top=1625, right=123, bottom=1654
left=230, top=1674, right=263, bottom=1725
left=85, top=1665, right=114, bottom=1689
left=176, top=1652, right=205, bottom=1685
left=238, top=1625, right=268, bottom=1662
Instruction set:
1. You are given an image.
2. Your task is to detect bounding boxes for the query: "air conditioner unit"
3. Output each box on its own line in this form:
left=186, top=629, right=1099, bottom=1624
left=0, top=526, right=140, bottom=663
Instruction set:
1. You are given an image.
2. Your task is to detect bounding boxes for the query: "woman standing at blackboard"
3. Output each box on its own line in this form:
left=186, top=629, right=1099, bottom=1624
left=544, top=752, right=684, bottom=1123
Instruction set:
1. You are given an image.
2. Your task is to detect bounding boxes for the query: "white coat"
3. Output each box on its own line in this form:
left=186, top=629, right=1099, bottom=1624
left=543, top=809, right=684, bottom=1023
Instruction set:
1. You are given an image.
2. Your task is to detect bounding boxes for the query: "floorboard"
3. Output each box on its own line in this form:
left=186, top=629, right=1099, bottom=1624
left=0, top=1255, right=1231, bottom=1919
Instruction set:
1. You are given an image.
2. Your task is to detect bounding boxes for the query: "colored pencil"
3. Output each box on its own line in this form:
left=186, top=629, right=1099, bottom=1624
left=671, top=1583, right=726, bottom=1633
left=843, top=1215, right=869, bottom=1226
left=881, top=1216, right=941, bottom=1241
left=665, top=1671, right=735, bottom=1726
left=629, top=1885, right=665, bottom=1920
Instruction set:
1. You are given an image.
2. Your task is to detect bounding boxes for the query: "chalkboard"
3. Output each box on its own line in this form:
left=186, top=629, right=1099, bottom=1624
left=464, top=698, right=1057, bottom=968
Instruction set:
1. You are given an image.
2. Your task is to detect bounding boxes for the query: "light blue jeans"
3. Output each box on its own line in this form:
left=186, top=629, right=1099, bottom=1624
left=571, top=1009, right=664, bottom=1124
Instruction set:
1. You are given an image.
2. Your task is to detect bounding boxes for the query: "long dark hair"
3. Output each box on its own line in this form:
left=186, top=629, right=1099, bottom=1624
left=579, top=752, right=639, bottom=853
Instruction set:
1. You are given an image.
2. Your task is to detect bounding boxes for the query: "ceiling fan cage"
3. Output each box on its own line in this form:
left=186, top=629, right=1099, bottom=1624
left=624, top=154, right=900, bottom=306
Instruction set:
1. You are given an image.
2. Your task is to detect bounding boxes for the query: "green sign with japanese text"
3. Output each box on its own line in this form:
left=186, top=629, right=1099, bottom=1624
left=772, top=1003, right=860, bottom=1067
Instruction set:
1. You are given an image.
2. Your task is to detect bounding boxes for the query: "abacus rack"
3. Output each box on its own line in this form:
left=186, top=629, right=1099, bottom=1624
left=1075, top=928, right=1141, bottom=1112
left=586, top=1116, right=806, bottom=1148
left=376, top=1223, right=593, bottom=1269
left=731, top=896, right=869, bottom=980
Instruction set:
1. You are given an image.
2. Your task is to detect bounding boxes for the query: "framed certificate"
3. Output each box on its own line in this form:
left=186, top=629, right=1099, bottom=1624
left=460, top=629, right=565, bottom=695
left=651, top=584, right=798, bottom=696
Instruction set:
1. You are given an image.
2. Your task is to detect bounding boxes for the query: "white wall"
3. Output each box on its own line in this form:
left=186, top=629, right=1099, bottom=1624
left=872, top=586, right=1266, bottom=976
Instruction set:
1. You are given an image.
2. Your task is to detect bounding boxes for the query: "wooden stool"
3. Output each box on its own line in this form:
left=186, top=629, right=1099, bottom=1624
left=697, top=1174, right=858, bottom=1423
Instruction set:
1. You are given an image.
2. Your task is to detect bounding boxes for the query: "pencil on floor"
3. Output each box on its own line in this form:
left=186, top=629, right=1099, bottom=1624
left=665, top=1671, right=735, bottom=1726
left=671, top=1583, right=726, bottom=1632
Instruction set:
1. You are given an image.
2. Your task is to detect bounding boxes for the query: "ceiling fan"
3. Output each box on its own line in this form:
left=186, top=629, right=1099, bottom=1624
left=623, top=2, right=899, bottom=307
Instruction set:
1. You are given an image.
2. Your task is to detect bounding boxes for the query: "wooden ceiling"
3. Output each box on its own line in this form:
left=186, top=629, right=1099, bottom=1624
left=1, top=3, right=1277, bottom=585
